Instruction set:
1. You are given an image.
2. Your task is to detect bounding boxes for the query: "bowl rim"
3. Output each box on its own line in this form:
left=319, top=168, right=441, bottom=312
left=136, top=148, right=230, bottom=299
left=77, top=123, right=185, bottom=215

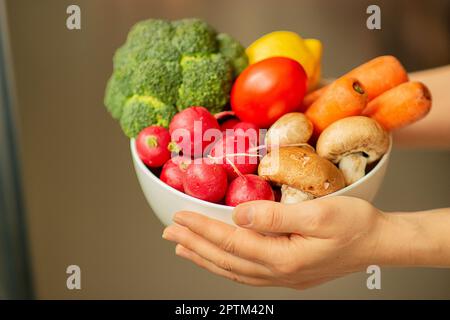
left=130, top=134, right=392, bottom=211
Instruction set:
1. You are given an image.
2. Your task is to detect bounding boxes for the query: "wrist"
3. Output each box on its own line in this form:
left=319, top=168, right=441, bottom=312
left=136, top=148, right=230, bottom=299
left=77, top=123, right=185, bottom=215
left=373, top=210, right=449, bottom=267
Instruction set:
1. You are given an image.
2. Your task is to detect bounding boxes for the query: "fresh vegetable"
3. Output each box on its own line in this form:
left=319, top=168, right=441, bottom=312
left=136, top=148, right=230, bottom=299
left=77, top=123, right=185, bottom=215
left=246, top=31, right=322, bottom=90
left=362, top=81, right=432, bottom=131
left=258, top=147, right=345, bottom=204
left=209, top=133, right=258, bottom=180
left=303, top=39, right=323, bottom=91
left=214, top=110, right=236, bottom=122
left=233, top=121, right=259, bottom=133
left=183, top=160, right=228, bottom=203
left=225, top=174, right=275, bottom=207
left=116, top=21, right=432, bottom=208
left=217, top=33, right=249, bottom=77
left=273, top=187, right=282, bottom=202
left=169, top=106, right=221, bottom=158
left=135, top=126, right=171, bottom=167
left=316, top=116, right=389, bottom=186
left=121, top=95, right=176, bottom=138
left=104, top=18, right=248, bottom=137
left=303, top=55, right=408, bottom=107
left=178, top=54, right=233, bottom=113
left=233, top=122, right=260, bottom=145
left=265, top=112, right=313, bottom=147
left=231, top=57, right=308, bottom=128
left=160, top=156, right=192, bottom=192
left=220, top=118, right=240, bottom=131
left=305, top=77, right=368, bottom=136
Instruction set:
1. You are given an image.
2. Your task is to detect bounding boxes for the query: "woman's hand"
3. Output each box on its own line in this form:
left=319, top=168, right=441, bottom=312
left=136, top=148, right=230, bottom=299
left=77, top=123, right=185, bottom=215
left=163, top=196, right=450, bottom=289
left=162, top=196, right=393, bottom=289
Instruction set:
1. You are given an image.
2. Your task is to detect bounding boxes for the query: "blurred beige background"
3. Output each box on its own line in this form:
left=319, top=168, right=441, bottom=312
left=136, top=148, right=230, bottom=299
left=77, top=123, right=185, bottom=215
left=5, top=0, right=450, bottom=299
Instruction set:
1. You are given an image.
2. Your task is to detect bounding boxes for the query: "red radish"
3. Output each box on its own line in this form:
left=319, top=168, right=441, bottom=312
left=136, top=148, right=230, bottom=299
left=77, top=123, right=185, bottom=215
left=273, top=187, right=282, bottom=202
left=225, top=174, right=275, bottom=207
left=183, top=159, right=228, bottom=203
left=136, top=126, right=171, bottom=168
left=160, top=156, right=191, bottom=192
left=209, top=133, right=258, bottom=180
left=220, top=118, right=240, bottom=132
left=233, top=122, right=261, bottom=145
left=214, top=110, right=236, bottom=121
left=169, top=106, right=220, bottom=158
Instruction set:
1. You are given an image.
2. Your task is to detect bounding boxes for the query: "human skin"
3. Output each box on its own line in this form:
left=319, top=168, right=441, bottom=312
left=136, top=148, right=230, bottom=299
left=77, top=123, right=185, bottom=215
left=162, top=66, right=450, bottom=289
left=163, top=198, right=450, bottom=289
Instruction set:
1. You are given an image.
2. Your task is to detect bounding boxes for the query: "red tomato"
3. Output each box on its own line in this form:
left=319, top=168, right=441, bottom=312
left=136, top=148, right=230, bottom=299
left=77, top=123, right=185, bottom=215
left=231, top=57, right=308, bottom=128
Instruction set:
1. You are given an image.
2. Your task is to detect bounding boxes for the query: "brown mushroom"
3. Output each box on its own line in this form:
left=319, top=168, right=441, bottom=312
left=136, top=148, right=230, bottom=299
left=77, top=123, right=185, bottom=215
left=265, top=112, right=313, bottom=148
left=258, top=146, right=345, bottom=204
left=316, top=116, right=389, bottom=186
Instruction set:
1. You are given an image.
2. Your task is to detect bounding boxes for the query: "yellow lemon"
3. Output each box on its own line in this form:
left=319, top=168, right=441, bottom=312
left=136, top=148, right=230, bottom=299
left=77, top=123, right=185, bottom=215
left=304, top=38, right=323, bottom=90
left=246, top=31, right=322, bottom=90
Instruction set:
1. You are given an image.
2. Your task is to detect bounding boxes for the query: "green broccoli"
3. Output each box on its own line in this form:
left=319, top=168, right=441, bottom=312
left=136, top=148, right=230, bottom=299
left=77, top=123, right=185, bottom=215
left=217, top=33, right=249, bottom=77
left=120, top=95, right=176, bottom=138
left=172, top=19, right=217, bottom=55
left=104, top=65, right=135, bottom=119
left=131, top=59, right=181, bottom=106
left=104, top=18, right=248, bottom=138
left=178, top=54, right=232, bottom=113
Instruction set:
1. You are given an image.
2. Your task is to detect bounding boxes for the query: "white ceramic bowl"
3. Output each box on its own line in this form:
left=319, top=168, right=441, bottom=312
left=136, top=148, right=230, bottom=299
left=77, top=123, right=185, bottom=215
left=131, top=137, right=392, bottom=226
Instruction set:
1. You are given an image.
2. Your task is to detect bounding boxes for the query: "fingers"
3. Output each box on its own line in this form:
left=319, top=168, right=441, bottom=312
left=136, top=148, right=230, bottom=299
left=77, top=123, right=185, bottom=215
left=163, top=223, right=272, bottom=278
left=232, top=200, right=327, bottom=235
left=175, top=244, right=273, bottom=287
left=172, top=211, right=276, bottom=264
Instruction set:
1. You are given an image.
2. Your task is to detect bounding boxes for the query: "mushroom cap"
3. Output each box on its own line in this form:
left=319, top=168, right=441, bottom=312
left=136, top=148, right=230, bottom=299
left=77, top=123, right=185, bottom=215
left=266, top=112, right=313, bottom=146
left=258, top=146, right=345, bottom=197
left=316, top=116, right=389, bottom=164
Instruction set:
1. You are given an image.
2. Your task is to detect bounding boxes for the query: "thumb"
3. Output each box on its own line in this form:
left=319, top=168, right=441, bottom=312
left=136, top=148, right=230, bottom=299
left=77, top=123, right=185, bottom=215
left=232, top=200, right=321, bottom=235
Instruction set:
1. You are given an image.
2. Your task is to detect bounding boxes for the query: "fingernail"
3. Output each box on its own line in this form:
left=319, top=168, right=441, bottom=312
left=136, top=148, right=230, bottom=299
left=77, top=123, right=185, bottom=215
left=233, top=205, right=254, bottom=226
left=175, top=244, right=185, bottom=256
left=162, top=227, right=171, bottom=239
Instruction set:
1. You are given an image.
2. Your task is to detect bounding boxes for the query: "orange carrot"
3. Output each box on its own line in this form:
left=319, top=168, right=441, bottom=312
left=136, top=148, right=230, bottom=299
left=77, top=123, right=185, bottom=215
left=303, top=55, right=408, bottom=108
left=305, top=76, right=368, bottom=136
left=363, top=81, right=432, bottom=131
left=302, top=86, right=325, bottom=109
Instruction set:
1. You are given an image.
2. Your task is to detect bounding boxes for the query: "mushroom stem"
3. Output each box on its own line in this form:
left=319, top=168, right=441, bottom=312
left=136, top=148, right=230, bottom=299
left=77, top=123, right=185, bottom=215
left=280, top=185, right=314, bottom=204
left=338, top=152, right=368, bottom=186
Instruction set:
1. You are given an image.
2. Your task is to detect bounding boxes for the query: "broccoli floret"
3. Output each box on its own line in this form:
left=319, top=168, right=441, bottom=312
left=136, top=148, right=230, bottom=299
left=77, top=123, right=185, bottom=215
left=104, top=66, right=135, bottom=119
left=104, top=18, right=248, bottom=137
left=177, top=54, right=232, bottom=113
left=217, top=33, right=248, bottom=77
left=172, top=18, right=217, bottom=55
left=120, top=95, right=176, bottom=138
left=131, top=59, right=181, bottom=105
left=124, top=19, right=179, bottom=63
